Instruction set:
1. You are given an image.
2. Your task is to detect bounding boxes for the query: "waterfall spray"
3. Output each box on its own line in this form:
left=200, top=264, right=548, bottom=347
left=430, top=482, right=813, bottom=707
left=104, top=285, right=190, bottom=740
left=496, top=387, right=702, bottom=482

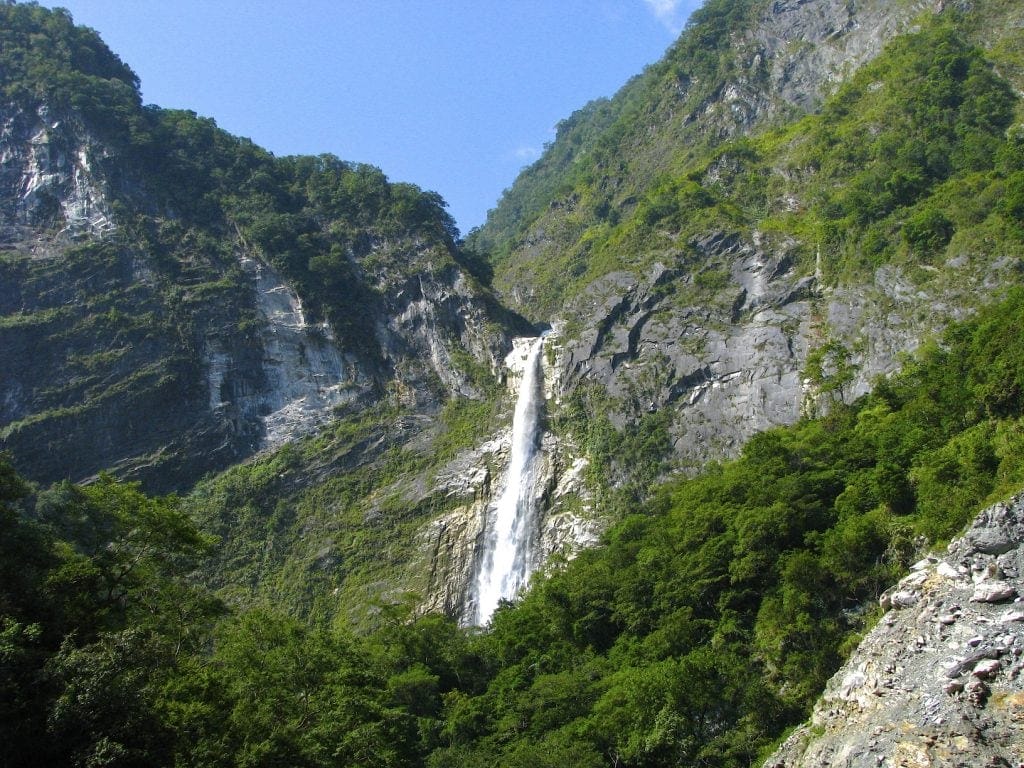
left=470, top=335, right=547, bottom=625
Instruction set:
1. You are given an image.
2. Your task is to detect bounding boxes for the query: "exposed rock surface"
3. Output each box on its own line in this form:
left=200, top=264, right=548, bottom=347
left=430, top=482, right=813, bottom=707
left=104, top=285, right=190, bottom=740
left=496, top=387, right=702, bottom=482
left=206, top=255, right=371, bottom=450
left=765, top=494, right=1024, bottom=768
left=0, top=96, right=517, bottom=493
left=555, top=227, right=1005, bottom=468
left=681, top=0, right=937, bottom=145
left=0, top=102, right=113, bottom=247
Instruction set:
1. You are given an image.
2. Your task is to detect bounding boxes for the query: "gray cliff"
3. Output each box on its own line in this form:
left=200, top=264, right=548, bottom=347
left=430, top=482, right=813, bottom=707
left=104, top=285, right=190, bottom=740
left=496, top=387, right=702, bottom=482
left=555, top=227, right=1016, bottom=469
left=0, top=100, right=514, bottom=493
left=766, top=494, right=1024, bottom=767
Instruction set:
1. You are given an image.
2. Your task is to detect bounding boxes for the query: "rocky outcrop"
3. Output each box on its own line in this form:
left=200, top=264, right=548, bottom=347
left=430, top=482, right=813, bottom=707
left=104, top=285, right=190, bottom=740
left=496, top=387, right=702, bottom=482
left=765, top=493, right=1024, bottom=768
left=556, top=227, right=1017, bottom=468
left=669, top=0, right=939, bottom=149
left=0, top=102, right=113, bottom=246
left=204, top=254, right=373, bottom=450
left=377, top=258, right=514, bottom=404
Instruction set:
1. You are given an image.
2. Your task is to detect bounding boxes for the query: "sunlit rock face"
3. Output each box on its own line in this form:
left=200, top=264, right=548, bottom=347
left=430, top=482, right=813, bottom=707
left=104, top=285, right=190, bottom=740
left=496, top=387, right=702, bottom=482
left=554, top=226, right=1016, bottom=472
left=0, top=103, right=114, bottom=246
left=765, top=494, right=1024, bottom=768
left=204, top=255, right=369, bottom=450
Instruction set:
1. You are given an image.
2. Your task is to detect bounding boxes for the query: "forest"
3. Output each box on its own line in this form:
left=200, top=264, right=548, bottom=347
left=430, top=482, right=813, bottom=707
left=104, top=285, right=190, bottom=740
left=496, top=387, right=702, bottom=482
left=6, top=282, right=1024, bottom=766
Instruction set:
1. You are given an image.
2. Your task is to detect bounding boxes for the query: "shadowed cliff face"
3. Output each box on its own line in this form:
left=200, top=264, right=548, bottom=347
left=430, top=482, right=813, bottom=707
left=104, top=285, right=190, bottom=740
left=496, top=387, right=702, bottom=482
left=0, top=98, right=516, bottom=493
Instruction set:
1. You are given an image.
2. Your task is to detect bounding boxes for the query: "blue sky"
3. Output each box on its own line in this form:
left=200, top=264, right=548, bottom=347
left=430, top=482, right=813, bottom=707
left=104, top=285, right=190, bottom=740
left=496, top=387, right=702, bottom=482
left=43, top=1, right=701, bottom=233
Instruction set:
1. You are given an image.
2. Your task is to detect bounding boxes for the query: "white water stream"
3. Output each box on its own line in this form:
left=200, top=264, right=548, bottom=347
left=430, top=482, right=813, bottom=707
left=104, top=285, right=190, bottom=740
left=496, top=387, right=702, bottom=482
left=470, top=336, right=547, bottom=625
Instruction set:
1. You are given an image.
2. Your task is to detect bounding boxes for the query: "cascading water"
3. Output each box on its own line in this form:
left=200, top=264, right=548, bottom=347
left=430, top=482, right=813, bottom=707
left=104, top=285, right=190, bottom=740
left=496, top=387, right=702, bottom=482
left=469, top=335, right=547, bottom=625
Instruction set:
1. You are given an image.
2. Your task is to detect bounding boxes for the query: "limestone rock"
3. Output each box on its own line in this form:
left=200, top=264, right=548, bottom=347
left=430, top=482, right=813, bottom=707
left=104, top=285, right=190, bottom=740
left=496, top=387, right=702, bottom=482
left=971, top=581, right=1018, bottom=604
left=0, top=103, right=114, bottom=242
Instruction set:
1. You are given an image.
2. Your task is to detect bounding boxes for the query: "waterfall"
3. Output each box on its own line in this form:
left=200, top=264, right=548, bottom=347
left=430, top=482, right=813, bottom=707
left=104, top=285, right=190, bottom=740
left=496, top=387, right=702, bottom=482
left=470, top=335, right=547, bottom=625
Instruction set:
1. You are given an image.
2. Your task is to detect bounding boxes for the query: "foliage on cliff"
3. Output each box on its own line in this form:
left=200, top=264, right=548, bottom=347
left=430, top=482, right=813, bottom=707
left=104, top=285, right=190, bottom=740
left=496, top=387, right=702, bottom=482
left=5, top=2, right=1024, bottom=766
left=7, top=283, right=1024, bottom=767
left=0, top=2, right=491, bottom=492
left=472, top=5, right=1024, bottom=320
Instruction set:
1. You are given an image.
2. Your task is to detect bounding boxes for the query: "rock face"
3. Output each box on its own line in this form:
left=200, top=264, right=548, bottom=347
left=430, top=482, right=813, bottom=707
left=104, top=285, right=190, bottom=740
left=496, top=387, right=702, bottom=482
left=684, top=0, right=936, bottom=143
left=205, top=255, right=371, bottom=451
left=0, top=102, right=114, bottom=247
left=0, top=95, right=516, bottom=493
left=555, top=227, right=1004, bottom=468
left=765, top=494, right=1024, bottom=768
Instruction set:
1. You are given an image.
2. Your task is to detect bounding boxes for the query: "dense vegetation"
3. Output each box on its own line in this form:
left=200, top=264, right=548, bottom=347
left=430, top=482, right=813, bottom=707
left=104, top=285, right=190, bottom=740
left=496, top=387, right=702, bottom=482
left=6, top=280, right=1024, bottom=766
left=5, top=2, right=1024, bottom=766
left=473, top=6, right=1024, bottom=321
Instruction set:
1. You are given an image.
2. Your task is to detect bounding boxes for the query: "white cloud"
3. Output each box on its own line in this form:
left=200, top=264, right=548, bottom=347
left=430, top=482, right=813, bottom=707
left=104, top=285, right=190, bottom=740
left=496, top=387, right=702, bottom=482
left=514, top=146, right=541, bottom=162
left=643, top=0, right=686, bottom=35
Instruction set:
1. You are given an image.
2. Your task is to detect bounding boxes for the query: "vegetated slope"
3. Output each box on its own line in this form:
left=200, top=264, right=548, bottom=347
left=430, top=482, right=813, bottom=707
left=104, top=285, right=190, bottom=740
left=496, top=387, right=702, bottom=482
left=6, top=282, right=1024, bottom=768
left=0, top=3, right=517, bottom=494
left=5, top=7, right=1024, bottom=766
left=471, top=0, right=938, bottom=315
left=472, top=0, right=1024, bottom=481
left=184, top=393, right=510, bottom=627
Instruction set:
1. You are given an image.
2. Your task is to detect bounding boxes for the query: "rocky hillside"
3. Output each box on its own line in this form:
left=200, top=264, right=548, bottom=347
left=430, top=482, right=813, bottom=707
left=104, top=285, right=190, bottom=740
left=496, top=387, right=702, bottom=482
left=0, top=4, right=517, bottom=493
left=475, top=0, right=1024, bottom=473
left=4, top=0, right=1024, bottom=630
left=766, top=494, right=1024, bottom=768
left=5, top=2, right=1024, bottom=765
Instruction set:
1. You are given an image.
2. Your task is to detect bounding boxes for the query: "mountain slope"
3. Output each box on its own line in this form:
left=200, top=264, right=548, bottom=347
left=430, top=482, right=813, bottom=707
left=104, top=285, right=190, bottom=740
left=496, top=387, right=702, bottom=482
left=3, top=2, right=1024, bottom=766
left=473, top=0, right=1024, bottom=480
left=0, top=3, right=518, bottom=493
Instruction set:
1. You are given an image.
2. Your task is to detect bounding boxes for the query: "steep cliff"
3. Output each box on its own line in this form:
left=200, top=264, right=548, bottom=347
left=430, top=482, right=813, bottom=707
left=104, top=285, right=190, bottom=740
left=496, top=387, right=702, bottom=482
left=766, top=493, right=1024, bottom=768
left=0, top=4, right=518, bottom=493
left=409, top=334, right=601, bottom=624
